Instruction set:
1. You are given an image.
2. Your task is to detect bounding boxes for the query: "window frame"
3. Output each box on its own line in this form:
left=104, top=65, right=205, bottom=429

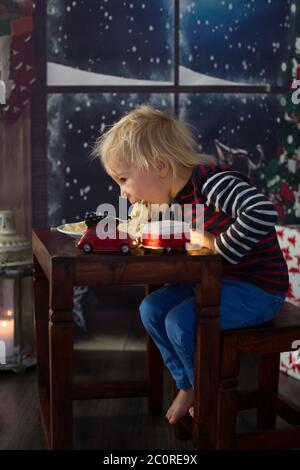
left=31, top=0, right=288, bottom=227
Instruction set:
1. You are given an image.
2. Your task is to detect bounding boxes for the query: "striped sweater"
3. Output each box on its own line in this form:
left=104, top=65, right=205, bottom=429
left=173, top=163, right=289, bottom=296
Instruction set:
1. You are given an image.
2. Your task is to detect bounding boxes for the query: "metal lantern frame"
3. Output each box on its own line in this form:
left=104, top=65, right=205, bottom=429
left=0, top=262, right=35, bottom=372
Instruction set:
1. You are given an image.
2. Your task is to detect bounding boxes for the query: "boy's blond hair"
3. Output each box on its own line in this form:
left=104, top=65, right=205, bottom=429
left=91, top=104, right=216, bottom=178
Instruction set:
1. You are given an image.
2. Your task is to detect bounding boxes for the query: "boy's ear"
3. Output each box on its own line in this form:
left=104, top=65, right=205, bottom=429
left=155, top=157, right=169, bottom=176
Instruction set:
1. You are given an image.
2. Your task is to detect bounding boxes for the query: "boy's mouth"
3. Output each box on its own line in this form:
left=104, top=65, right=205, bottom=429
left=130, top=199, right=143, bottom=204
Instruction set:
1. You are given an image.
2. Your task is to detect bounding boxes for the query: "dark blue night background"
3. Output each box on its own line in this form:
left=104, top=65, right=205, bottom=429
left=47, top=0, right=174, bottom=82
left=180, top=0, right=296, bottom=85
left=179, top=93, right=285, bottom=193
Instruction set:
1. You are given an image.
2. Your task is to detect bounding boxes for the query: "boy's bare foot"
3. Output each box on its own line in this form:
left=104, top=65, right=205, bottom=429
left=189, top=406, right=194, bottom=418
left=166, top=388, right=194, bottom=424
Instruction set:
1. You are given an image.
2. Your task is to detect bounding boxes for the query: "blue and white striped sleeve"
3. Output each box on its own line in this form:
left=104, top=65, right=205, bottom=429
left=201, top=171, right=278, bottom=264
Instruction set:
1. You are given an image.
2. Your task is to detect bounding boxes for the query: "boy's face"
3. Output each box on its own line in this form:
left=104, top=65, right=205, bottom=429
left=106, top=158, right=172, bottom=205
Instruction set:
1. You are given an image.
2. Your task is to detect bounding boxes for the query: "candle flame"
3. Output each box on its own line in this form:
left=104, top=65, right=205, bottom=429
left=7, top=310, right=13, bottom=316
left=1, top=321, right=8, bottom=327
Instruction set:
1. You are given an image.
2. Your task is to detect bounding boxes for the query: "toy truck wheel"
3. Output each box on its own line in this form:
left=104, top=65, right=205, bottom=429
left=120, top=244, right=130, bottom=254
left=83, top=243, right=92, bottom=253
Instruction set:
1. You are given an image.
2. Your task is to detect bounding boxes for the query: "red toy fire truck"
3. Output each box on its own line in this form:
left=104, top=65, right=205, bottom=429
left=76, top=212, right=191, bottom=254
left=76, top=212, right=136, bottom=254
left=138, top=220, right=191, bottom=253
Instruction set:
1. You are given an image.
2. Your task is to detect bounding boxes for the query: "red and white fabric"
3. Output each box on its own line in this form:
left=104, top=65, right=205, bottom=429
left=276, top=225, right=300, bottom=381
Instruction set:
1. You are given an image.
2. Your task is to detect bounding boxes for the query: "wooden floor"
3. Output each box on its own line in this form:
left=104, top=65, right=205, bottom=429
left=0, top=350, right=194, bottom=450
left=1, top=284, right=300, bottom=450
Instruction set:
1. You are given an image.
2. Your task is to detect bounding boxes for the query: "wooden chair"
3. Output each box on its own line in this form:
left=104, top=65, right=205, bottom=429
left=172, top=301, right=300, bottom=449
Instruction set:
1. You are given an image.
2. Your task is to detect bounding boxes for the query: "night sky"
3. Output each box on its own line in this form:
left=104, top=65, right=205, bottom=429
left=47, top=0, right=174, bottom=82
left=47, top=0, right=296, bottom=85
left=179, top=93, right=285, bottom=193
left=47, top=93, right=173, bottom=226
left=180, top=0, right=296, bottom=85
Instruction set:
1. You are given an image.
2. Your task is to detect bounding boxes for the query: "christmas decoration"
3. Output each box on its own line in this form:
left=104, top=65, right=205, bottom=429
left=276, top=225, right=300, bottom=381
left=276, top=225, right=300, bottom=308
left=214, top=139, right=266, bottom=190
left=280, top=348, right=300, bottom=381
left=0, top=1, right=35, bottom=123
left=265, top=10, right=300, bottom=224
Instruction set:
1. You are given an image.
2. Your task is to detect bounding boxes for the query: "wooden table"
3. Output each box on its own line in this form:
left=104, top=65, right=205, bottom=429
left=32, top=228, right=222, bottom=449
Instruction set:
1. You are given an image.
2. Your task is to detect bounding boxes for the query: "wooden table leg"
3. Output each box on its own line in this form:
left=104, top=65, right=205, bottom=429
left=49, top=262, right=74, bottom=449
left=193, top=258, right=222, bottom=449
left=33, top=256, right=51, bottom=444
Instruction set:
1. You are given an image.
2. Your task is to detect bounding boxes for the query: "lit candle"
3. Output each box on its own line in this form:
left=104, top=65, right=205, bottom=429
left=0, top=311, right=14, bottom=361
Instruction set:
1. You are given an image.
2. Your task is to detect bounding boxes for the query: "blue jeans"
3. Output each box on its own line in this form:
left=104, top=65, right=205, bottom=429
left=139, top=280, right=286, bottom=390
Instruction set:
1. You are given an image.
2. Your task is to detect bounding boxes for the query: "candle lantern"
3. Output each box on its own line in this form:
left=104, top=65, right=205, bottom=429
left=0, top=210, right=35, bottom=372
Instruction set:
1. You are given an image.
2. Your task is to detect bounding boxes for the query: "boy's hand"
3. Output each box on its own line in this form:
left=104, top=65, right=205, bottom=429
left=190, top=230, right=217, bottom=252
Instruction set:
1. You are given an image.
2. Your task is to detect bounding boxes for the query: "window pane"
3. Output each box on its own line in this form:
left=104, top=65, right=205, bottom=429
left=47, top=93, right=173, bottom=226
left=180, top=0, right=296, bottom=86
left=47, top=0, right=174, bottom=85
left=180, top=92, right=300, bottom=224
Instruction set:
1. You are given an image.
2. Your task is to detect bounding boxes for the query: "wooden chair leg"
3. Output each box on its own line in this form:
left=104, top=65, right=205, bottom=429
left=257, top=353, right=280, bottom=430
left=193, top=317, right=221, bottom=449
left=216, top=336, right=240, bottom=449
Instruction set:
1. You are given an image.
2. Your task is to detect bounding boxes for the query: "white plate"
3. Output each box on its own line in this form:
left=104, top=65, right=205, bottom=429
left=56, top=217, right=126, bottom=239
left=56, top=225, right=85, bottom=239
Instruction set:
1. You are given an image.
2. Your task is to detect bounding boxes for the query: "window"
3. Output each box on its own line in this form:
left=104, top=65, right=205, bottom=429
left=31, top=0, right=297, bottom=226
